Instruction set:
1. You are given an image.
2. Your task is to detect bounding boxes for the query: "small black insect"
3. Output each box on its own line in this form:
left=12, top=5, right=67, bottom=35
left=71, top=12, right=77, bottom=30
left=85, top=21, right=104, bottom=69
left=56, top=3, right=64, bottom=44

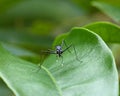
left=40, top=40, right=80, bottom=66
left=35, top=40, right=80, bottom=72
left=46, top=44, right=72, bottom=57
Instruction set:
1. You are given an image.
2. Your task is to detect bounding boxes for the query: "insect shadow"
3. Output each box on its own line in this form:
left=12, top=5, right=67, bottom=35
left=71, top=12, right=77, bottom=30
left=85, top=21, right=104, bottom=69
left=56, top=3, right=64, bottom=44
left=37, top=40, right=80, bottom=69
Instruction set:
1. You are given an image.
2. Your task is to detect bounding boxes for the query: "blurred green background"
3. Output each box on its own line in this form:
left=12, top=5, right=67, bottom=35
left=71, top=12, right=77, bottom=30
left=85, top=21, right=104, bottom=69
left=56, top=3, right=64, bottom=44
left=0, top=0, right=120, bottom=95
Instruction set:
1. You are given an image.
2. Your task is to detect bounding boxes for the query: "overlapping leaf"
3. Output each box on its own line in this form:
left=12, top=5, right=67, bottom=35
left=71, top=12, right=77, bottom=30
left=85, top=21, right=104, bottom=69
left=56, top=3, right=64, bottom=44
left=0, top=28, right=118, bottom=96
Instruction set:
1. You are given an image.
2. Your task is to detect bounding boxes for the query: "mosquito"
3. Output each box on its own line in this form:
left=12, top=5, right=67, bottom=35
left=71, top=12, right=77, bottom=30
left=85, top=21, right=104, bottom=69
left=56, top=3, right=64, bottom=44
left=40, top=40, right=80, bottom=66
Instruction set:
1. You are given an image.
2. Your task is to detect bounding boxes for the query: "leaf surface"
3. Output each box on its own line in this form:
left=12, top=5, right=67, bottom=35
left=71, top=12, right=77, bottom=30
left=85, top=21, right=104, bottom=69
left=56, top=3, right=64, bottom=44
left=92, top=1, right=120, bottom=22
left=85, top=22, right=120, bottom=43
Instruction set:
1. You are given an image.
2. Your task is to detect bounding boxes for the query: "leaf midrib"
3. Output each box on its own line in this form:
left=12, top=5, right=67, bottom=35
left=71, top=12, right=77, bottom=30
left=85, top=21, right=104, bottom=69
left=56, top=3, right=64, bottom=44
left=41, top=65, right=62, bottom=96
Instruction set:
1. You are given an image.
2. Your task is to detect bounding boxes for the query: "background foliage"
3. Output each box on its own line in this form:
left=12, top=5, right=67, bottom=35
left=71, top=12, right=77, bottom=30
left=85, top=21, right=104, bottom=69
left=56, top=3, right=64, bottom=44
left=0, top=0, right=120, bottom=96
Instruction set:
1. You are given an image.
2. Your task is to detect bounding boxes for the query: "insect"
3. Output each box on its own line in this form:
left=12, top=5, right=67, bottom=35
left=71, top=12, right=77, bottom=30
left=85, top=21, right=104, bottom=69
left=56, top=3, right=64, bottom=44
left=45, top=42, right=71, bottom=57
left=40, top=40, right=80, bottom=66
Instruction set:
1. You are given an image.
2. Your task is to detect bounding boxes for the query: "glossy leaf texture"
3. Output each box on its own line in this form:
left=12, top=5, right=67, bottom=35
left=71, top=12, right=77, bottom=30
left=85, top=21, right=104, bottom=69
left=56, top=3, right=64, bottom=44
left=84, top=22, right=120, bottom=43
left=92, top=1, right=120, bottom=22
left=0, top=28, right=118, bottom=96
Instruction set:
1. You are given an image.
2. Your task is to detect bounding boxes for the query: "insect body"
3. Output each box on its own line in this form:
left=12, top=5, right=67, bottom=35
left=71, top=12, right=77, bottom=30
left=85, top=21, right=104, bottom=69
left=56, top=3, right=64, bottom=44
left=56, top=44, right=72, bottom=57
left=56, top=46, right=63, bottom=57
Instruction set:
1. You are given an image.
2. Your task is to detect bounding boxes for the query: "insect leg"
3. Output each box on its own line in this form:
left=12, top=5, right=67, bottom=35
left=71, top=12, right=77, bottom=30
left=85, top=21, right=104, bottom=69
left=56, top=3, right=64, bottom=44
left=36, top=49, right=56, bottom=72
left=60, top=55, right=64, bottom=66
left=55, top=54, right=64, bottom=66
left=72, top=44, right=80, bottom=62
left=41, top=49, right=56, bottom=54
left=35, top=54, right=45, bottom=72
left=62, top=40, right=80, bottom=62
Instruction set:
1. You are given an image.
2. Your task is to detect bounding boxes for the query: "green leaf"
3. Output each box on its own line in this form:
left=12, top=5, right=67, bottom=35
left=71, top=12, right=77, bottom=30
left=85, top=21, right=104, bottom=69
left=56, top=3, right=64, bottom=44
left=0, top=0, right=20, bottom=14
left=1, top=43, right=38, bottom=57
left=0, top=28, right=118, bottom=96
left=1, top=42, right=40, bottom=64
left=0, top=28, right=53, bottom=49
left=92, top=1, right=120, bottom=22
left=0, top=0, right=85, bottom=25
left=0, top=78, right=14, bottom=96
left=84, top=21, right=120, bottom=43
